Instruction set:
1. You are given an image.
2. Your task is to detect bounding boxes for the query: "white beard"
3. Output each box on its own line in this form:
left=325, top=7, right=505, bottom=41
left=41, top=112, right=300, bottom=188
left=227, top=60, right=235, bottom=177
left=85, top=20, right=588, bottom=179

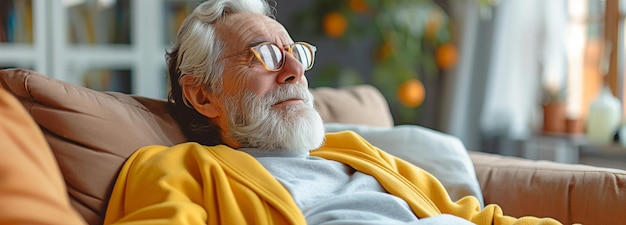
left=224, top=84, right=325, bottom=155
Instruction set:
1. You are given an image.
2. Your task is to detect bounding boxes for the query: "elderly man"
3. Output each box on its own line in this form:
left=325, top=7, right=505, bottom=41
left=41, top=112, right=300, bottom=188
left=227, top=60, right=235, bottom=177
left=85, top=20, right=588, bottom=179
left=103, top=0, right=561, bottom=224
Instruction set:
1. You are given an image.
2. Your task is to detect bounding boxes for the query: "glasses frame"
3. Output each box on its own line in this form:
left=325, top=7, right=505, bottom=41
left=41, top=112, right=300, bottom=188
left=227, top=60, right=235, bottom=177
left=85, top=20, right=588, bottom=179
left=225, top=42, right=317, bottom=72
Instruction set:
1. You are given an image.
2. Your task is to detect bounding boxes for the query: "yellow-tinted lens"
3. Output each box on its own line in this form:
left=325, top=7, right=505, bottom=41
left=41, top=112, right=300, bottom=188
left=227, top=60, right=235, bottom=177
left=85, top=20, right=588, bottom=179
left=254, top=43, right=284, bottom=70
left=292, top=43, right=316, bottom=70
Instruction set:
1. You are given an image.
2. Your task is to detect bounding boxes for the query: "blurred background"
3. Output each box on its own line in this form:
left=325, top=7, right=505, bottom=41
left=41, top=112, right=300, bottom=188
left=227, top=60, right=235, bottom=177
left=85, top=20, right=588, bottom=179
left=1, top=0, right=625, bottom=168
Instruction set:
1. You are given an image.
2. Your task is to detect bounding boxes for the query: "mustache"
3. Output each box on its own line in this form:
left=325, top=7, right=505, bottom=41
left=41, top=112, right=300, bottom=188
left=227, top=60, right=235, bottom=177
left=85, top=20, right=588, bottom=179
left=229, top=84, right=314, bottom=123
left=259, top=84, right=314, bottom=107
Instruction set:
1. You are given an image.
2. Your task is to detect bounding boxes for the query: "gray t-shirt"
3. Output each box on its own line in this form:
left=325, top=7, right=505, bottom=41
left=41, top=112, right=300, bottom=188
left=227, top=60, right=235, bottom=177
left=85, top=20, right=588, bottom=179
left=244, top=150, right=474, bottom=225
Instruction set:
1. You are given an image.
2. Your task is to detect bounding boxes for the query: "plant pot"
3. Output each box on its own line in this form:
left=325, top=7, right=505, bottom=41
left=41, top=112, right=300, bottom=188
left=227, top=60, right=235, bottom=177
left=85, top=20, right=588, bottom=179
left=542, top=102, right=566, bottom=133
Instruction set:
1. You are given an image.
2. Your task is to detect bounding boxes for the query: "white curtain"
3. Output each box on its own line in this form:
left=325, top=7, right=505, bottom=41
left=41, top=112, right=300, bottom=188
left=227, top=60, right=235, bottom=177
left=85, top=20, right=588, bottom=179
left=441, top=0, right=568, bottom=150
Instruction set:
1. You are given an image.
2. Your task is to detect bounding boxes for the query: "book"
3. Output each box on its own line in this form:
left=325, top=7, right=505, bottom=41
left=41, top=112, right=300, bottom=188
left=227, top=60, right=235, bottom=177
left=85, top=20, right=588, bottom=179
left=82, top=68, right=132, bottom=93
left=67, top=0, right=130, bottom=45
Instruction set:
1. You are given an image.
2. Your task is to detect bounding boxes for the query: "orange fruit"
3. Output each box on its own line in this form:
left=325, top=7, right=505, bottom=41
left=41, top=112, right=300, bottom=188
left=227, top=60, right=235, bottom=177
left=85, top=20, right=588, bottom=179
left=323, top=12, right=348, bottom=38
left=349, top=0, right=368, bottom=13
left=323, top=12, right=347, bottom=38
left=435, top=43, right=459, bottom=69
left=397, top=79, right=426, bottom=108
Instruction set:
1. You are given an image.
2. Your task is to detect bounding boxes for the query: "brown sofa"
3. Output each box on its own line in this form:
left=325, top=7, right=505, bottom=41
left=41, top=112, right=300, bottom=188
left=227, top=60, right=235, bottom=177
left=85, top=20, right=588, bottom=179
left=0, top=68, right=624, bottom=225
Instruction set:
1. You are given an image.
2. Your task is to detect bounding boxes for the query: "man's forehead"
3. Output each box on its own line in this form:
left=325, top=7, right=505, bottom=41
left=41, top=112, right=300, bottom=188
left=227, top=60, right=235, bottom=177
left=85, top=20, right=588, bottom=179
left=216, top=13, right=291, bottom=49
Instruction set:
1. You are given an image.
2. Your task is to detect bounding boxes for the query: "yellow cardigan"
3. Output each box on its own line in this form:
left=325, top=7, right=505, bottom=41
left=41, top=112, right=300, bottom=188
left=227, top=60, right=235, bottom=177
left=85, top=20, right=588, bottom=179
left=104, top=131, right=561, bottom=225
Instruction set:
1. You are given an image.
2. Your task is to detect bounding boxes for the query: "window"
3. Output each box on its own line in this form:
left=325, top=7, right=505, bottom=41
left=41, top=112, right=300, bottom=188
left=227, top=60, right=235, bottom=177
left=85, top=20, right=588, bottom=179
left=601, top=0, right=624, bottom=116
left=569, top=0, right=624, bottom=120
left=615, top=0, right=626, bottom=115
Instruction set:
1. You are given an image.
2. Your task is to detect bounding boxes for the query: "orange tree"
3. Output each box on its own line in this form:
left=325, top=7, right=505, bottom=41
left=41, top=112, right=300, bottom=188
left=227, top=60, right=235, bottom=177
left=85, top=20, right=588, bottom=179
left=291, top=0, right=457, bottom=124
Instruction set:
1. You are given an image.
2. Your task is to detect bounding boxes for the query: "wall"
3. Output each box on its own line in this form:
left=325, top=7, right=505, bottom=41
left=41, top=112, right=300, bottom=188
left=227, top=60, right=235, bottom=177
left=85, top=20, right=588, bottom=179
left=272, top=0, right=448, bottom=129
left=273, top=0, right=375, bottom=86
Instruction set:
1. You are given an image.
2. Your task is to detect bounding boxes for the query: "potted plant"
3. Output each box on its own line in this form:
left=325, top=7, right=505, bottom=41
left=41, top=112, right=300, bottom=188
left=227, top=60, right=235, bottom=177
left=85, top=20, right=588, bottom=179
left=541, top=84, right=567, bottom=133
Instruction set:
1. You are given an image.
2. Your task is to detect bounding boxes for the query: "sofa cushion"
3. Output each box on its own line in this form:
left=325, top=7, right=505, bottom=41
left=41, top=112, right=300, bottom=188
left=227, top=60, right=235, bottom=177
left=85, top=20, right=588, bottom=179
left=471, top=151, right=626, bottom=225
left=0, top=87, right=86, bottom=225
left=310, top=85, right=394, bottom=128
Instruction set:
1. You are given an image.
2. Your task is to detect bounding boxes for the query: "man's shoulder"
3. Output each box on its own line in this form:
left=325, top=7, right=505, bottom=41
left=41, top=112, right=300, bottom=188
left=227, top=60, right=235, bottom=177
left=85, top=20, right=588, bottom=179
left=135, top=142, right=216, bottom=154
left=323, top=130, right=372, bottom=148
left=324, top=130, right=364, bottom=140
left=126, top=143, right=273, bottom=183
left=318, top=131, right=380, bottom=158
left=130, top=143, right=237, bottom=165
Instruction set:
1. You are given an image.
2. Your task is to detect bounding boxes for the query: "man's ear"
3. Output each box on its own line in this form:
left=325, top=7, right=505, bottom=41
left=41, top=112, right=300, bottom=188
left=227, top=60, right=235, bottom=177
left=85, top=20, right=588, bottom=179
left=180, top=75, right=221, bottom=118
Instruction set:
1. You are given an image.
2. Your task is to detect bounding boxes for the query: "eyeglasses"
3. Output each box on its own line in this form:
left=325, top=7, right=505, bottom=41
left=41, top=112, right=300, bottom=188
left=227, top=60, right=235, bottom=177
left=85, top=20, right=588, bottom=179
left=227, top=42, right=317, bottom=72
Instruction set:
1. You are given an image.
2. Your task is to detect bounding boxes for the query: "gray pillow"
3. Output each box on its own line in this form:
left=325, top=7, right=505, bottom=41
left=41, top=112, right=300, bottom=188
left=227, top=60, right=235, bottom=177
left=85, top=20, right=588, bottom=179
left=324, top=123, right=484, bottom=207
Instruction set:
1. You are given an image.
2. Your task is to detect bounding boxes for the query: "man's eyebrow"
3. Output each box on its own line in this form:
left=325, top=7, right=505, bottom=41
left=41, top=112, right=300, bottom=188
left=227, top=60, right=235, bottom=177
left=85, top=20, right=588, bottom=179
left=248, top=40, right=267, bottom=48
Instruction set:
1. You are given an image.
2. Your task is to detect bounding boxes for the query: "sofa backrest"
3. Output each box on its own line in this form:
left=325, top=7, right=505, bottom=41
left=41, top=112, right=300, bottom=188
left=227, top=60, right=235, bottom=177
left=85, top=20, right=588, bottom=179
left=0, top=68, right=393, bottom=225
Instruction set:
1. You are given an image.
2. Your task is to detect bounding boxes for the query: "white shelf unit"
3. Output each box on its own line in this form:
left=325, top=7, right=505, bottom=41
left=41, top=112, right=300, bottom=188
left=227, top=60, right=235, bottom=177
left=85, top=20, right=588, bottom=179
left=0, top=0, right=49, bottom=73
left=49, top=0, right=166, bottom=98
left=0, top=0, right=203, bottom=99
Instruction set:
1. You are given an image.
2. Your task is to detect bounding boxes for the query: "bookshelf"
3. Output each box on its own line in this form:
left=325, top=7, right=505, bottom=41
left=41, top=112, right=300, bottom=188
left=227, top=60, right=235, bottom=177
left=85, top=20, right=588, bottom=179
left=0, top=0, right=203, bottom=99
left=0, top=0, right=47, bottom=73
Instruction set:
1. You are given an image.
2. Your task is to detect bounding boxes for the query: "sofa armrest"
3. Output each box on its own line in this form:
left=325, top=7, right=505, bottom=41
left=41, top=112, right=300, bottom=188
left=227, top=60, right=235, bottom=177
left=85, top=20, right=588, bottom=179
left=469, top=151, right=626, bottom=225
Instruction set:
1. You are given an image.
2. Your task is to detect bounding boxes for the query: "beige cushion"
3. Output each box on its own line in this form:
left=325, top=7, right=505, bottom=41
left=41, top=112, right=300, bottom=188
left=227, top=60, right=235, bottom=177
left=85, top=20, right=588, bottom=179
left=310, top=85, right=393, bottom=128
left=0, top=68, right=394, bottom=225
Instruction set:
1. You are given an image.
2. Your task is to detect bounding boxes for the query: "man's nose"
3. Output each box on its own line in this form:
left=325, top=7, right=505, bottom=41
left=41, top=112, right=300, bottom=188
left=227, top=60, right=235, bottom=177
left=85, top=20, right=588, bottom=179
left=276, top=53, right=305, bottom=84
